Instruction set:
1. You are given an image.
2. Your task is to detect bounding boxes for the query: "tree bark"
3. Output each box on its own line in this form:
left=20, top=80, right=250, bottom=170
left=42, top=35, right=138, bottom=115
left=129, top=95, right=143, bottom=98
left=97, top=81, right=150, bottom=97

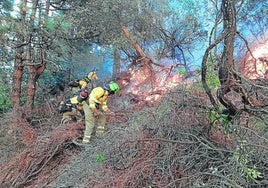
left=11, top=0, right=27, bottom=109
left=25, top=51, right=46, bottom=110
left=217, top=0, right=262, bottom=116
left=217, top=0, right=238, bottom=114
left=12, top=53, right=24, bottom=109
left=219, top=0, right=236, bottom=85
left=24, top=0, right=48, bottom=110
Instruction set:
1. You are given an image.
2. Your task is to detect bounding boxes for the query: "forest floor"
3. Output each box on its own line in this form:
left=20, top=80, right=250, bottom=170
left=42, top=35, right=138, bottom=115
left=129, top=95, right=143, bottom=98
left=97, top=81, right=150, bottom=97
left=0, top=83, right=267, bottom=188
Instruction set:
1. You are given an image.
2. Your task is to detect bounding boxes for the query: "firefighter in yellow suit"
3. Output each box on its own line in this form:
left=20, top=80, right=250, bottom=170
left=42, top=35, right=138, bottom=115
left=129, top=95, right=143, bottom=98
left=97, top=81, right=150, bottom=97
left=59, top=69, right=98, bottom=124
left=68, top=81, right=120, bottom=144
left=59, top=89, right=88, bottom=124
left=68, top=68, right=98, bottom=95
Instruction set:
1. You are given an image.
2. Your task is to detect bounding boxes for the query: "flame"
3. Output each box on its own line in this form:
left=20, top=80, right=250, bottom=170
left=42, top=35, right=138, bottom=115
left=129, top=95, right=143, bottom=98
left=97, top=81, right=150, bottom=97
left=119, top=63, right=183, bottom=104
left=118, top=41, right=268, bottom=106
left=240, top=40, right=268, bottom=79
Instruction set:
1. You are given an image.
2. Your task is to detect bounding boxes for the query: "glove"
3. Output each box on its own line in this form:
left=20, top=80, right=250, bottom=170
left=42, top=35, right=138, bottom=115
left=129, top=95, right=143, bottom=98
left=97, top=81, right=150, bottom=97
left=92, top=108, right=101, bottom=116
left=76, top=104, right=84, bottom=111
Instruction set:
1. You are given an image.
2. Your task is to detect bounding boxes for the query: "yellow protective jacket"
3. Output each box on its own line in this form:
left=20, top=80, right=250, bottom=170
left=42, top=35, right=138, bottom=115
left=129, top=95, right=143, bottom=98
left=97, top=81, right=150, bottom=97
left=70, top=71, right=98, bottom=93
left=88, top=87, right=109, bottom=112
left=87, top=71, right=98, bottom=81
left=70, top=79, right=88, bottom=94
left=70, top=87, right=110, bottom=112
left=78, top=79, right=88, bottom=89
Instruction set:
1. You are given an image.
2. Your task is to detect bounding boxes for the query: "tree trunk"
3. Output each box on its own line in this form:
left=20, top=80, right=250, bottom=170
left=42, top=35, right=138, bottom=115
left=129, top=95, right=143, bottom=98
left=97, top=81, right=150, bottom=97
left=217, top=0, right=238, bottom=114
left=12, top=53, right=24, bottom=109
left=11, top=0, right=27, bottom=110
left=24, top=0, right=47, bottom=110
left=121, top=25, right=157, bottom=88
left=121, top=25, right=147, bottom=57
left=217, top=0, right=261, bottom=116
left=25, top=65, right=45, bottom=109
left=26, top=51, right=46, bottom=110
left=113, top=47, right=121, bottom=78
left=219, top=0, right=236, bottom=85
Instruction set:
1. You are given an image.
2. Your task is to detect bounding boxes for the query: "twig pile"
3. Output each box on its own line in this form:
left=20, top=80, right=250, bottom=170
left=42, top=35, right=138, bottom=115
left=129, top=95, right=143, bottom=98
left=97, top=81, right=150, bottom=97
left=0, top=123, right=84, bottom=187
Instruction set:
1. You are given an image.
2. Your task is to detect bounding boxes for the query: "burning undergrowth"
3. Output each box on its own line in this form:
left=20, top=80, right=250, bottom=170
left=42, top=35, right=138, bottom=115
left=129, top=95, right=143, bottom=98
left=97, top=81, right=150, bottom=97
left=116, top=57, right=185, bottom=106
left=239, top=40, right=268, bottom=79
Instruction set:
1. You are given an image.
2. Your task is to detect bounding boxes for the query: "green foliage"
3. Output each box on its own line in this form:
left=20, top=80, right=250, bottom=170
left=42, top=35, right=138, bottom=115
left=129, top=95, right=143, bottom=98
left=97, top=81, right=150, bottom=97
left=96, top=154, right=105, bottom=163
left=0, top=76, right=11, bottom=111
left=208, top=110, right=228, bottom=126
left=233, top=148, right=248, bottom=165
left=233, top=141, right=262, bottom=181
left=0, top=0, right=14, bottom=15
left=206, top=56, right=220, bottom=88
left=177, top=67, right=187, bottom=76
left=195, top=55, right=220, bottom=89
left=244, top=167, right=262, bottom=181
left=254, top=119, right=266, bottom=128
left=45, top=18, right=55, bottom=30
left=207, top=109, right=236, bottom=138
left=0, top=24, right=10, bottom=33
left=44, top=17, right=71, bottom=31
left=60, top=21, right=71, bottom=30
left=193, top=56, right=220, bottom=94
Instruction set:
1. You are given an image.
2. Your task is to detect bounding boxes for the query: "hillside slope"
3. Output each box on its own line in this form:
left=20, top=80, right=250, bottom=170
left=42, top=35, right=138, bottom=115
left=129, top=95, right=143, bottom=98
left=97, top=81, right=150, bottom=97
left=0, top=86, right=267, bottom=188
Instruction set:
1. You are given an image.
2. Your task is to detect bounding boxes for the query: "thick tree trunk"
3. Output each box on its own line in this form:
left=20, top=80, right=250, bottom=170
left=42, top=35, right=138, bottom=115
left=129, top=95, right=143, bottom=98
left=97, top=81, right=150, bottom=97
left=24, top=0, right=47, bottom=110
left=12, top=53, right=24, bottom=109
left=11, top=0, right=28, bottom=110
left=219, top=0, right=236, bottom=85
left=26, top=51, right=46, bottom=110
left=26, top=65, right=45, bottom=109
left=217, top=0, right=261, bottom=116
left=217, top=0, right=238, bottom=114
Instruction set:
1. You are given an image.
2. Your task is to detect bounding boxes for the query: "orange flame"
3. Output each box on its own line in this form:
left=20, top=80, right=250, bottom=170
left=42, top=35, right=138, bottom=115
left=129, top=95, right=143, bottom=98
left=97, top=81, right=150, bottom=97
left=120, top=64, right=183, bottom=104
left=240, top=40, right=268, bottom=79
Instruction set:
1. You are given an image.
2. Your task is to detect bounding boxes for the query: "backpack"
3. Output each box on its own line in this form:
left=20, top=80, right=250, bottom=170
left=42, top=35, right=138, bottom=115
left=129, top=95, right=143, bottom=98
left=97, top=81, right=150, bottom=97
left=58, top=101, right=73, bottom=113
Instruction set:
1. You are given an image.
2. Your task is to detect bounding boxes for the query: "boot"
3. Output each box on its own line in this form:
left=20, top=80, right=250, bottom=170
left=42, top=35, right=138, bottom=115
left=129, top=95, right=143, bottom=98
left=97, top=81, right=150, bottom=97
left=82, top=135, right=91, bottom=144
left=61, top=117, right=72, bottom=124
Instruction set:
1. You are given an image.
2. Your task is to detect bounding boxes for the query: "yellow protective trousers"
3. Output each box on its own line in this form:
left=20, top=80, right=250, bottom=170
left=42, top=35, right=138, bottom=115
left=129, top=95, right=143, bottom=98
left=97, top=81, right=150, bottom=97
left=82, top=102, right=106, bottom=140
